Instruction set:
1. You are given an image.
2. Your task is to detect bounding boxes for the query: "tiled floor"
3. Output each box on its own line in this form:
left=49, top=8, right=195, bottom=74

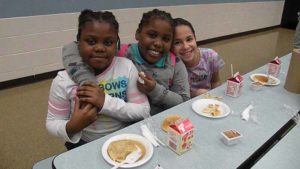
left=0, top=27, right=295, bottom=169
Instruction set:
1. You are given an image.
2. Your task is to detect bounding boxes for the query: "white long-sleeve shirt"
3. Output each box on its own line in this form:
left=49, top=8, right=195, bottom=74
left=46, top=57, right=150, bottom=143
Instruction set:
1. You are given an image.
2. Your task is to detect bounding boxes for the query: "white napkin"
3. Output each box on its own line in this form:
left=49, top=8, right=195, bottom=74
left=138, top=72, right=145, bottom=84
left=140, top=124, right=159, bottom=147
left=138, top=77, right=144, bottom=84
left=241, top=104, right=254, bottom=121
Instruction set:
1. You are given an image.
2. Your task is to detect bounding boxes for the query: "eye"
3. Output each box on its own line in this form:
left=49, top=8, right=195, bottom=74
left=186, top=36, right=195, bottom=42
left=162, top=35, right=171, bottom=43
left=103, top=39, right=114, bottom=46
left=86, top=37, right=97, bottom=45
left=173, top=40, right=181, bottom=46
left=147, top=31, right=157, bottom=39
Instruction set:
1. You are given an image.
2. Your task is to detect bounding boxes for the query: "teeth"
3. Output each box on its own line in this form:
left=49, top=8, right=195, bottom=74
left=184, top=50, right=192, bottom=54
left=149, top=50, right=160, bottom=56
left=182, top=50, right=192, bottom=55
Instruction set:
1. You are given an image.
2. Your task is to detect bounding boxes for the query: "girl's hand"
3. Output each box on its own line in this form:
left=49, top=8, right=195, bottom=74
left=191, top=88, right=209, bottom=98
left=66, top=96, right=98, bottom=136
left=137, top=73, right=156, bottom=93
left=76, top=82, right=105, bottom=110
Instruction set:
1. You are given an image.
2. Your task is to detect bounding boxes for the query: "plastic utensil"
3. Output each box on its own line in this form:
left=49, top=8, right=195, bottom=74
left=111, top=146, right=142, bottom=169
left=141, top=124, right=159, bottom=147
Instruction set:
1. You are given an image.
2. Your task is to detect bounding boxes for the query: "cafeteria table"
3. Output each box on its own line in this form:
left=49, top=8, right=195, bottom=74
left=252, top=121, right=300, bottom=169
left=32, top=156, right=55, bottom=169
left=33, top=53, right=300, bottom=169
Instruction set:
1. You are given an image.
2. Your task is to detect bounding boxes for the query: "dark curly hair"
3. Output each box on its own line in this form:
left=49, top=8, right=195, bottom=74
left=77, top=9, right=119, bottom=41
left=136, top=9, right=174, bottom=33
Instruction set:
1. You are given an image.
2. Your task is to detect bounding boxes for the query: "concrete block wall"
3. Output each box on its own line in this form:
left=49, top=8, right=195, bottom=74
left=0, top=1, right=284, bottom=82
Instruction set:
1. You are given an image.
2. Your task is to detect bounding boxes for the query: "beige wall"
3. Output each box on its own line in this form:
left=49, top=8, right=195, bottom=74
left=0, top=1, right=284, bottom=82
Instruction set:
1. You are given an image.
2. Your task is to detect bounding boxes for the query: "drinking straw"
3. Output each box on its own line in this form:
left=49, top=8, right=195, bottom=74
left=230, top=64, right=234, bottom=77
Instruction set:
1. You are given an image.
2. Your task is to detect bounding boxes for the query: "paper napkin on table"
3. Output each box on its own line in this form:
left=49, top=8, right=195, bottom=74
left=241, top=104, right=254, bottom=121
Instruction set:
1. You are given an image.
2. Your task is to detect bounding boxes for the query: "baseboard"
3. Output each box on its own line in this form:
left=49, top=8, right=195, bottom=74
left=0, top=70, right=63, bottom=89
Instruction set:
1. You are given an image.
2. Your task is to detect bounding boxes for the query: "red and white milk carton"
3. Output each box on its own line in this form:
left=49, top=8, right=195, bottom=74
left=226, top=72, right=244, bottom=97
left=167, top=118, right=194, bottom=155
left=268, top=57, right=281, bottom=77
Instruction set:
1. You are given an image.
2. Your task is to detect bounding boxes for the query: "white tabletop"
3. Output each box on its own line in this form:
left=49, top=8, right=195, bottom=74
left=38, top=53, right=300, bottom=169
left=252, top=124, right=300, bottom=169
left=32, top=155, right=55, bottom=169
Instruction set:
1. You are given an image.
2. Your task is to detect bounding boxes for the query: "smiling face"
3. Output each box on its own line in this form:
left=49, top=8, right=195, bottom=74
left=172, top=25, right=199, bottom=64
left=78, top=21, right=118, bottom=74
left=135, top=18, right=173, bottom=64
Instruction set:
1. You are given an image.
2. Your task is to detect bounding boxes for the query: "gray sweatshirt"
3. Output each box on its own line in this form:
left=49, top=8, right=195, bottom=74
left=123, top=44, right=190, bottom=115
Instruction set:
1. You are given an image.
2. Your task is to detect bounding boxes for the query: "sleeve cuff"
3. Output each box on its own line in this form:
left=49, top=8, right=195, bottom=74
left=99, top=94, right=112, bottom=114
left=148, top=83, right=164, bottom=98
left=61, top=120, right=82, bottom=143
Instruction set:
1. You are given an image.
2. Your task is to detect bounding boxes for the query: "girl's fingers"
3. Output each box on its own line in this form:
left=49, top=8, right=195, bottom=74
left=79, top=96, right=94, bottom=102
left=77, top=90, right=94, bottom=97
left=77, top=89, right=102, bottom=97
left=78, top=82, right=100, bottom=90
left=90, top=106, right=98, bottom=114
left=79, top=97, right=98, bottom=107
left=142, top=76, right=152, bottom=84
left=141, top=74, right=154, bottom=81
left=77, top=86, right=94, bottom=93
left=74, top=96, right=80, bottom=110
left=77, top=86, right=102, bottom=95
left=82, top=102, right=93, bottom=111
left=86, top=105, right=98, bottom=120
left=81, top=82, right=99, bottom=89
left=79, top=97, right=89, bottom=103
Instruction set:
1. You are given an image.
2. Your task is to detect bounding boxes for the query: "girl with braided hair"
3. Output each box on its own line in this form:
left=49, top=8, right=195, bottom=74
left=46, top=9, right=150, bottom=150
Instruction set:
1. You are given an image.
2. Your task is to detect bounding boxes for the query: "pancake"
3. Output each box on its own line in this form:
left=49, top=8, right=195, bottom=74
left=202, top=104, right=221, bottom=116
left=253, top=75, right=268, bottom=83
left=161, top=115, right=181, bottom=132
left=253, top=75, right=276, bottom=84
left=107, top=139, right=145, bottom=163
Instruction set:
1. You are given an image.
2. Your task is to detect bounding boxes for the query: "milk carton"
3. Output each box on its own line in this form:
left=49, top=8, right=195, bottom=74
left=225, top=72, right=244, bottom=97
left=167, top=118, right=194, bottom=155
left=268, top=56, right=281, bottom=77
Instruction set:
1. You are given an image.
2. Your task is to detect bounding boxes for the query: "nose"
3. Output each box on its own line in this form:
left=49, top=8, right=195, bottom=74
left=94, top=43, right=105, bottom=53
left=153, top=38, right=163, bottom=49
left=182, top=41, right=189, bottom=49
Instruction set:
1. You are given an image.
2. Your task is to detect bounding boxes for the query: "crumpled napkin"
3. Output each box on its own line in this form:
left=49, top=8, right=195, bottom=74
left=241, top=104, right=254, bottom=121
